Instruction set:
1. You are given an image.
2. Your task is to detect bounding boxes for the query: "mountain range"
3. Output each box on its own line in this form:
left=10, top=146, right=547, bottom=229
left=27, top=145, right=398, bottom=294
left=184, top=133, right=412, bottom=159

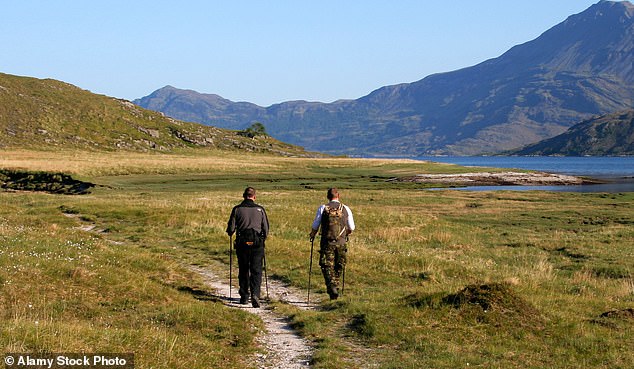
left=135, top=1, right=634, bottom=156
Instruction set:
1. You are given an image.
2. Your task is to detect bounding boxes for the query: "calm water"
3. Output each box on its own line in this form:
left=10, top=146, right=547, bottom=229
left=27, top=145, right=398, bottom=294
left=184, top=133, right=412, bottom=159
left=414, top=156, right=634, bottom=192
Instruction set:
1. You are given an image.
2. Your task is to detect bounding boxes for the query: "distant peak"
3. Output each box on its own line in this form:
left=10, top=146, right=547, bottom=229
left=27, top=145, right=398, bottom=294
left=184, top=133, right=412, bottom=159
left=559, top=0, right=634, bottom=29
left=595, top=0, right=634, bottom=13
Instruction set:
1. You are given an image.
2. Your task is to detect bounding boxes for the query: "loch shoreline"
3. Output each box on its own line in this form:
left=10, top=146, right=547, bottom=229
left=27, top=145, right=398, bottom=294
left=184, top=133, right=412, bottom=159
left=394, top=171, right=603, bottom=187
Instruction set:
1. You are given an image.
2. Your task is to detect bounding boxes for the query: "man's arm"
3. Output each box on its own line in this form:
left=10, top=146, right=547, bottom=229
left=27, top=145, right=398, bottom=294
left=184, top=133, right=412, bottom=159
left=311, top=205, right=325, bottom=230
left=344, top=205, right=355, bottom=234
left=309, top=205, right=325, bottom=240
left=226, top=206, right=237, bottom=236
left=261, top=206, right=270, bottom=239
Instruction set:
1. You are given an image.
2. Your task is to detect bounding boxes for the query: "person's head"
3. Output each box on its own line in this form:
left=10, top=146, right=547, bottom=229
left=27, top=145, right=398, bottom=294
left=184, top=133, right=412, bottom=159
left=243, top=186, right=256, bottom=199
left=327, top=187, right=339, bottom=201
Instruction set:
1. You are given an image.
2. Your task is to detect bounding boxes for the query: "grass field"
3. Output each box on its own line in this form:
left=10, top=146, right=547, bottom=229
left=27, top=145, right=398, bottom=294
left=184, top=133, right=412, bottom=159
left=1, top=149, right=633, bottom=368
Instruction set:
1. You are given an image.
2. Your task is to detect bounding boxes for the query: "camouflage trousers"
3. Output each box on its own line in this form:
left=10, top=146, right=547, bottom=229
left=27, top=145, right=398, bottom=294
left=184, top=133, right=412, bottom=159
left=319, top=242, right=347, bottom=294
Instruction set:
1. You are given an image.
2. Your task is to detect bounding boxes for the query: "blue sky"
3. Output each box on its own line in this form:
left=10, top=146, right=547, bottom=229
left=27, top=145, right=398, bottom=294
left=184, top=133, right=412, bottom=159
left=2, top=0, right=601, bottom=106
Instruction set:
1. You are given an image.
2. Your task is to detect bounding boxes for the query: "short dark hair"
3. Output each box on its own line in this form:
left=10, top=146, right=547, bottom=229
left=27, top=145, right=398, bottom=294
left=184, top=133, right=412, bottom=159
left=327, top=188, right=339, bottom=200
left=243, top=187, right=256, bottom=199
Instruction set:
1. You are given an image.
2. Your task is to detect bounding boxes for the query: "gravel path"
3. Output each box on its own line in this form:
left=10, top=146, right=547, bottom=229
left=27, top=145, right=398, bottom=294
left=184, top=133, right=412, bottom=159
left=192, top=264, right=316, bottom=369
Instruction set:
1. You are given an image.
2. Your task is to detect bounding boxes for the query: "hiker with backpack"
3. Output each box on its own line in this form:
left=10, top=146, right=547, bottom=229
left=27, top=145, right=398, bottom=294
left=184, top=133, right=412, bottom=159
left=226, top=187, right=270, bottom=308
left=309, top=188, right=355, bottom=300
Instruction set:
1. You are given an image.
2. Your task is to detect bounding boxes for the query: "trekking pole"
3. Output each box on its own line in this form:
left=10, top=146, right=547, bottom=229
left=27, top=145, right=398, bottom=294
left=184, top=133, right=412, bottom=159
left=307, top=238, right=314, bottom=304
left=263, top=246, right=270, bottom=300
left=229, top=235, right=233, bottom=301
left=341, top=265, right=346, bottom=296
left=341, top=237, right=349, bottom=296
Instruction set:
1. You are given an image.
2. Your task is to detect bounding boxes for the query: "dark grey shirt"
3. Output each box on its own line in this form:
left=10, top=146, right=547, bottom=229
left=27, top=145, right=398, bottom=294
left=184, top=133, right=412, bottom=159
left=226, top=199, right=269, bottom=238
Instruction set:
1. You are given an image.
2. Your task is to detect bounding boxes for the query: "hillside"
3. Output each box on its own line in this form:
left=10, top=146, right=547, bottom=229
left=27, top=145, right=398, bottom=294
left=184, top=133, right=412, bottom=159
left=135, top=1, right=634, bottom=156
left=0, top=73, right=317, bottom=157
left=511, top=110, right=634, bottom=156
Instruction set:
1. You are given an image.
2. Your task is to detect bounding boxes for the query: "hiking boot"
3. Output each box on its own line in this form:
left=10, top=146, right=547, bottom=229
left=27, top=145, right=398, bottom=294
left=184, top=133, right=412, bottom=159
left=239, top=296, right=248, bottom=305
left=328, top=286, right=339, bottom=300
left=251, top=296, right=261, bottom=308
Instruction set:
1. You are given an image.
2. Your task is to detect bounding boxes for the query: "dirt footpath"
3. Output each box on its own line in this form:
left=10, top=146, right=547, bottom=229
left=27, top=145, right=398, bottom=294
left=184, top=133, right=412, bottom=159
left=192, top=263, right=315, bottom=369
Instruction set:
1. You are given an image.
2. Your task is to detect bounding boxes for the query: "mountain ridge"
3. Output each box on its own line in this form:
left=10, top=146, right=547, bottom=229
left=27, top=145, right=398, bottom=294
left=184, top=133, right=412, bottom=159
left=509, top=109, right=634, bottom=156
left=0, top=73, right=318, bottom=157
left=135, top=1, right=634, bottom=156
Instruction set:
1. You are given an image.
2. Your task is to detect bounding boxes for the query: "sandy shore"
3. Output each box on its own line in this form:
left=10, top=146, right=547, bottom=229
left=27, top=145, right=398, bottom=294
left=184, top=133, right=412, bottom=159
left=394, top=171, right=602, bottom=186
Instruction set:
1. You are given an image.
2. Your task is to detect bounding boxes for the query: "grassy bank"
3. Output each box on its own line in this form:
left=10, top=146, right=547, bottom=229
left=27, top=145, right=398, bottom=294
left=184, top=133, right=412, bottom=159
left=1, top=150, right=632, bottom=368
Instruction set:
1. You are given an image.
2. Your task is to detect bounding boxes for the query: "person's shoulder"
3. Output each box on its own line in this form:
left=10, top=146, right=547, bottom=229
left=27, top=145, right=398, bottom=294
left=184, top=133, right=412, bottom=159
left=246, top=202, right=266, bottom=213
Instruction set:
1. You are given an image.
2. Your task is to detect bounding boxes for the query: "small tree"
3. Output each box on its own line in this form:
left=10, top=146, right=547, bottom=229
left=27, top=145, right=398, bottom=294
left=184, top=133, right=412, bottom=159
left=238, top=122, right=268, bottom=138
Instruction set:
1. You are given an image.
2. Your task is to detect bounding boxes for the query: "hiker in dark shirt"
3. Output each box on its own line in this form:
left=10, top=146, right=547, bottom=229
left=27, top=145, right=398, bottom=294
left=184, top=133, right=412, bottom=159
left=227, top=187, right=269, bottom=307
left=309, top=188, right=355, bottom=300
